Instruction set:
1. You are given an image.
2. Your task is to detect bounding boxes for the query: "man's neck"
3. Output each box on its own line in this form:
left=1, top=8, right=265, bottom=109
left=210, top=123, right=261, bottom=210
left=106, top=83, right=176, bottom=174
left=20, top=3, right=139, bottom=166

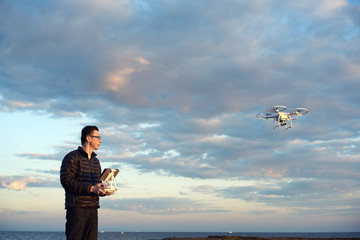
left=81, top=144, right=93, bottom=159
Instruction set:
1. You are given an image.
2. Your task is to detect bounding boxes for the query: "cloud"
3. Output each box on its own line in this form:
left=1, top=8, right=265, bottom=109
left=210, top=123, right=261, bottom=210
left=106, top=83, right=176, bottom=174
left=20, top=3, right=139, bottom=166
left=0, top=175, right=60, bottom=190
left=0, top=99, right=34, bottom=111
left=193, top=179, right=360, bottom=217
left=101, top=197, right=229, bottom=215
left=16, top=153, right=60, bottom=161
left=0, top=208, right=41, bottom=216
left=15, top=144, right=78, bottom=162
left=26, top=169, right=60, bottom=175
left=314, top=0, right=348, bottom=18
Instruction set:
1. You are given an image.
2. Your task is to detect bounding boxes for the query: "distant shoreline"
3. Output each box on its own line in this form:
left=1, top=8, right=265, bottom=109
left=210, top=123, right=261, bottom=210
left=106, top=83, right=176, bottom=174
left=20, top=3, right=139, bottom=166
left=0, top=231, right=359, bottom=240
left=162, top=235, right=360, bottom=240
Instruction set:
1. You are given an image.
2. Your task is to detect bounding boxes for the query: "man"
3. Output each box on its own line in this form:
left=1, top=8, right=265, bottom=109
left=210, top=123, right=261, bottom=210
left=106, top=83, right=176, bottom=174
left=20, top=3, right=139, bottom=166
left=60, top=126, right=111, bottom=240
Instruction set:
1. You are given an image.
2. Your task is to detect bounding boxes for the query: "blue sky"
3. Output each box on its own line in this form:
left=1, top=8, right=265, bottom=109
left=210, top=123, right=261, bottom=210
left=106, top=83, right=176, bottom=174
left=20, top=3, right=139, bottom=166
left=0, top=0, right=359, bottom=232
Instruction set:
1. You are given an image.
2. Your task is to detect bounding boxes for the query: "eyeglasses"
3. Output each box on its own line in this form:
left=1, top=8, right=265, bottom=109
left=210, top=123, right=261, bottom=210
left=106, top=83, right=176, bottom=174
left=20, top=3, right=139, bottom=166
left=90, top=136, right=101, bottom=140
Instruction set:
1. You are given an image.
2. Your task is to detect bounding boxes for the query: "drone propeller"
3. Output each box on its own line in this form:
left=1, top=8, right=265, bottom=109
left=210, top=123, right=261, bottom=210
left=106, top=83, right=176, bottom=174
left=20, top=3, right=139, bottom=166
left=256, top=112, right=278, bottom=119
left=295, top=108, right=309, bottom=115
left=284, top=108, right=309, bottom=116
left=265, top=105, right=287, bottom=113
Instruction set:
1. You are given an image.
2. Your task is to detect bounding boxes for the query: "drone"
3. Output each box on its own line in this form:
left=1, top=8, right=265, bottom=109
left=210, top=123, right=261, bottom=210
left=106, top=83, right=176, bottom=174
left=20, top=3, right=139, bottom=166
left=256, top=105, right=308, bottom=130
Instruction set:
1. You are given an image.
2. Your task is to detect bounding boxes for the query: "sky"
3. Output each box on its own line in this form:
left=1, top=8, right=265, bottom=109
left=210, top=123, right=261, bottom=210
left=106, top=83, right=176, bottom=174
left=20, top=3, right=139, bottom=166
left=0, top=0, right=359, bottom=233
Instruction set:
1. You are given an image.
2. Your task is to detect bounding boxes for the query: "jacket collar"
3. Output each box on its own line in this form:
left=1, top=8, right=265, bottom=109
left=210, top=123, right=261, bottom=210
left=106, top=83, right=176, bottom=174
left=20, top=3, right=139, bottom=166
left=78, top=146, right=97, bottom=159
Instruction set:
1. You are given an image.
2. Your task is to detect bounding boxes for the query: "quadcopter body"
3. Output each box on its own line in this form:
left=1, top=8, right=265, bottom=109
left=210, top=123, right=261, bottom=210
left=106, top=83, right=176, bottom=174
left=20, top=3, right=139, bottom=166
left=256, top=106, right=308, bottom=130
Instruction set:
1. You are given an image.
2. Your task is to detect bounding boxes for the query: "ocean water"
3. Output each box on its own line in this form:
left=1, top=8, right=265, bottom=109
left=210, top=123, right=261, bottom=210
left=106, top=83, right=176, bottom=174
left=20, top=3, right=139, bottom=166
left=0, top=231, right=359, bottom=240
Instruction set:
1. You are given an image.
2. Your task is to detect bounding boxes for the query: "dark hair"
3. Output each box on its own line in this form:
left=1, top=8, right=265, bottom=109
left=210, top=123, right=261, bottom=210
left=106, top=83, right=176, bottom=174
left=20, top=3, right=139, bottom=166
left=81, top=126, right=99, bottom=144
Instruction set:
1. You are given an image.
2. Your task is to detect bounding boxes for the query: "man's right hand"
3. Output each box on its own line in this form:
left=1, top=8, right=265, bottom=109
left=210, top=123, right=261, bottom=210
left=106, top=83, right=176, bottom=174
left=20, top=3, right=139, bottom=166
left=90, top=183, right=106, bottom=195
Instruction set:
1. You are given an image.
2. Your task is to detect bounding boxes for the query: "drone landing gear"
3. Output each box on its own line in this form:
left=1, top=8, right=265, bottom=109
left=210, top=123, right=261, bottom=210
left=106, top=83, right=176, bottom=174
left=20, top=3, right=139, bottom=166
left=273, top=116, right=292, bottom=130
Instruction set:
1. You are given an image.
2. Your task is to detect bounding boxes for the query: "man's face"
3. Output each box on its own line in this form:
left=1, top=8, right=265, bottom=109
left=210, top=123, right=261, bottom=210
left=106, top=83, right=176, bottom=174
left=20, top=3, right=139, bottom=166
left=88, top=130, right=102, bottom=150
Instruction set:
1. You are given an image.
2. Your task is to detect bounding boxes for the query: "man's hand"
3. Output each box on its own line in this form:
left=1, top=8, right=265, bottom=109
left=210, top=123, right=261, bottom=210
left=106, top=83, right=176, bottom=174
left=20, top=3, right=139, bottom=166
left=104, top=190, right=114, bottom=196
left=90, top=183, right=106, bottom=195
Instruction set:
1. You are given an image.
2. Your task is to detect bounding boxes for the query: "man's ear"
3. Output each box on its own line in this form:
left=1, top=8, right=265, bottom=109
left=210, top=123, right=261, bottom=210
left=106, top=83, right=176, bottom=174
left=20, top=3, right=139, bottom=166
left=86, top=135, right=92, bottom=142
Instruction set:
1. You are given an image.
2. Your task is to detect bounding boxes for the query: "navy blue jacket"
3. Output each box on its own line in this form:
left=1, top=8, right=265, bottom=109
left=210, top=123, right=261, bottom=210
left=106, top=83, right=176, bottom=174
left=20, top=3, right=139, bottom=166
left=60, top=147, right=102, bottom=209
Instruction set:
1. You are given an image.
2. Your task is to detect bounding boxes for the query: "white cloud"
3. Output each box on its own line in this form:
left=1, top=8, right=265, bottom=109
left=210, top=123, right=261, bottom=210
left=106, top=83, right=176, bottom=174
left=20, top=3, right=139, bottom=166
left=0, top=175, right=60, bottom=191
left=101, top=197, right=229, bottom=215
left=315, top=0, right=348, bottom=18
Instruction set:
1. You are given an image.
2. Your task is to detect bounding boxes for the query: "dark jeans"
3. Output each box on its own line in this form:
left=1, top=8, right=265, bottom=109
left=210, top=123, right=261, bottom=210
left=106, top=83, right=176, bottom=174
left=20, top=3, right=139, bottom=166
left=66, top=207, right=98, bottom=240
